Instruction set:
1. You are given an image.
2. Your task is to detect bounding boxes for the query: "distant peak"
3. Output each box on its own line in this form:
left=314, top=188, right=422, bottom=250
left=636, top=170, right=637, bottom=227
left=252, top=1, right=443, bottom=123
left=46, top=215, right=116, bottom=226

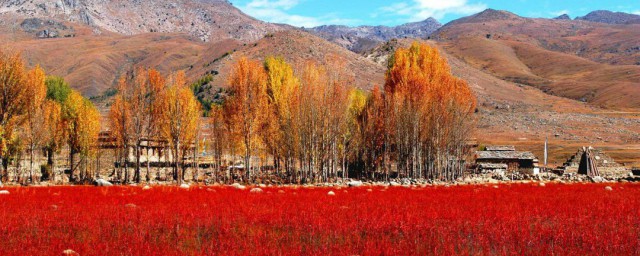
left=553, top=14, right=571, bottom=20
left=576, top=10, right=640, bottom=24
left=446, top=8, right=521, bottom=26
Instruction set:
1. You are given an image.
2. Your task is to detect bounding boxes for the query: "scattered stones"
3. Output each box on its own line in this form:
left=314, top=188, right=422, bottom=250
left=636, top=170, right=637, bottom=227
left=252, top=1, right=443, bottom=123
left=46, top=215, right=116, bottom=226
left=0, top=190, right=9, bottom=195
left=604, top=186, right=613, bottom=191
left=94, top=179, right=113, bottom=186
left=327, top=191, right=336, bottom=196
left=250, top=188, right=263, bottom=193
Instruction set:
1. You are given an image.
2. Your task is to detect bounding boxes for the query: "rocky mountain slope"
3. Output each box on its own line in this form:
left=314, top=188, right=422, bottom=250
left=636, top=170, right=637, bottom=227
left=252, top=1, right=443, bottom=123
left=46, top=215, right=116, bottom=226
left=0, top=0, right=283, bottom=42
left=307, top=18, right=441, bottom=52
left=576, top=10, right=640, bottom=24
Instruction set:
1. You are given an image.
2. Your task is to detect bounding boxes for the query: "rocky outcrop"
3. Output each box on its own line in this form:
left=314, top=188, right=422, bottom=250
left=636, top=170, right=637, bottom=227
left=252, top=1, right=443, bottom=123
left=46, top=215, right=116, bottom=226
left=1, top=0, right=283, bottom=42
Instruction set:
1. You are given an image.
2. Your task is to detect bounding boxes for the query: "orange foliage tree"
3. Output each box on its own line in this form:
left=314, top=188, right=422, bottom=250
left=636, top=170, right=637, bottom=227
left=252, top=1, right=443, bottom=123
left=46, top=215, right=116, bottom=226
left=384, top=42, right=476, bottom=180
left=23, top=65, right=47, bottom=182
left=224, top=57, right=267, bottom=181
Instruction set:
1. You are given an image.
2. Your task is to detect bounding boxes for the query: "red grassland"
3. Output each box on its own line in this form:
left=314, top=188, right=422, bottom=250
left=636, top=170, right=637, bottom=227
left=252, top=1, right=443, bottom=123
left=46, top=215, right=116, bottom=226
left=0, top=184, right=639, bottom=255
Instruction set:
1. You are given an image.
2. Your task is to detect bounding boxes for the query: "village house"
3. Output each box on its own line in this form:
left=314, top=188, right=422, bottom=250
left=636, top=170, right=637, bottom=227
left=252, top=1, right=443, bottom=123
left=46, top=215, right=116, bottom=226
left=475, top=145, right=539, bottom=175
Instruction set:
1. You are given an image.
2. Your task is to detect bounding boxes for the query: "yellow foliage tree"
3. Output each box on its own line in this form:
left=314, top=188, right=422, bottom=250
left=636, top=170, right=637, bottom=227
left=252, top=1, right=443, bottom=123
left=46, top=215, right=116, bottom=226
left=158, top=71, right=201, bottom=184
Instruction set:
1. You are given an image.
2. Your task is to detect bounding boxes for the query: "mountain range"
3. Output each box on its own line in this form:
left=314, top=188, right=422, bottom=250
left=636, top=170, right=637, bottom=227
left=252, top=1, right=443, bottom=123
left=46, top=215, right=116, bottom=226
left=0, top=1, right=639, bottom=164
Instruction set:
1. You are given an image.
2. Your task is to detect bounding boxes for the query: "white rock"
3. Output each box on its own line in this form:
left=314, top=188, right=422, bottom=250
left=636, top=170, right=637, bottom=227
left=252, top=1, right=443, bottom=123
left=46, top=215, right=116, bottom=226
left=179, top=183, right=190, bottom=189
left=142, top=185, right=151, bottom=190
left=250, top=188, right=263, bottom=193
left=231, top=183, right=246, bottom=190
left=0, top=190, right=9, bottom=195
left=327, top=191, right=336, bottom=196
left=605, top=186, right=613, bottom=191
left=389, top=181, right=401, bottom=186
left=94, top=179, right=113, bottom=186
left=62, top=249, right=79, bottom=255
left=347, top=180, right=363, bottom=187
left=539, top=182, right=546, bottom=187
left=258, top=184, right=267, bottom=188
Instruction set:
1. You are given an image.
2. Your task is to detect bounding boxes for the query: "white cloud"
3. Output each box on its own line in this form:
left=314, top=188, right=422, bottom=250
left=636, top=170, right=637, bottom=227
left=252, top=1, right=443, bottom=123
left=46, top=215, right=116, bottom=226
left=239, top=0, right=358, bottom=27
left=632, top=10, right=640, bottom=15
left=380, top=0, right=486, bottom=22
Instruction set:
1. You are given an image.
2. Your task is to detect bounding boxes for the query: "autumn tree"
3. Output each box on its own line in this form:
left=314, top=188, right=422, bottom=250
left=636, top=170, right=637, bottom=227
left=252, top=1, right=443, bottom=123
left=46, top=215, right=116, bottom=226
left=63, top=91, right=100, bottom=182
left=384, top=42, right=476, bottom=181
left=41, top=77, right=71, bottom=181
left=0, top=51, right=28, bottom=182
left=263, top=56, right=300, bottom=177
left=23, top=66, right=47, bottom=183
left=158, top=71, right=201, bottom=184
left=224, top=57, right=267, bottom=181
left=109, top=68, right=163, bottom=183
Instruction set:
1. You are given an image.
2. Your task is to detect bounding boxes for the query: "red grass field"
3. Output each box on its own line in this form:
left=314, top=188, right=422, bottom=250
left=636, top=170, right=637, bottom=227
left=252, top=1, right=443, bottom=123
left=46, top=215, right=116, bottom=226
left=0, top=183, right=639, bottom=255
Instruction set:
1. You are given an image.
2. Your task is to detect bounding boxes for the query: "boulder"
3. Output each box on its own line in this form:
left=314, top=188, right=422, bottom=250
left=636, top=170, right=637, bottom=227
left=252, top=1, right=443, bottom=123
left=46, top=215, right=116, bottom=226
left=62, top=249, right=79, bottom=256
left=94, top=179, right=113, bottom=186
left=250, top=188, right=263, bottom=193
left=589, top=176, right=605, bottom=183
left=347, top=180, right=363, bottom=187
left=231, top=183, right=246, bottom=190
left=0, top=190, right=9, bottom=195
left=327, top=191, right=336, bottom=196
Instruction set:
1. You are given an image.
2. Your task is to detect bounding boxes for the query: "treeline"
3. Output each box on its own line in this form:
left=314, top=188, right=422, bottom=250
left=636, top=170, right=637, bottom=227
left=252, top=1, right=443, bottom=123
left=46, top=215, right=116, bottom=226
left=0, top=41, right=476, bottom=185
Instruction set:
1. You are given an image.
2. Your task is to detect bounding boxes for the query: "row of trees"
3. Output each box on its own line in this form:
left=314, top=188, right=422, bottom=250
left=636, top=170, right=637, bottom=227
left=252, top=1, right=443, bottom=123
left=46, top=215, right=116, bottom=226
left=0, top=51, right=100, bottom=183
left=0, top=41, right=476, bottom=184
left=216, top=42, right=476, bottom=183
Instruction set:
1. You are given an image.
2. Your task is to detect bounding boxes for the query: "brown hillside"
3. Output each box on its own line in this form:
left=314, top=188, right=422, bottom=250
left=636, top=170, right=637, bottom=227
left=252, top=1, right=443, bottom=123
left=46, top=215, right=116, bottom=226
left=201, top=30, right=386, bottom=90
left=432, top=10, right=640, bottom=109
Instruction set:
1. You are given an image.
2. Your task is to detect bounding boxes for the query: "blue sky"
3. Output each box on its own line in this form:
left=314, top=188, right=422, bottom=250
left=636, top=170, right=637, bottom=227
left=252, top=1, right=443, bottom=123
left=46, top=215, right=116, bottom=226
left=229, top=0, right=640, bottom=27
